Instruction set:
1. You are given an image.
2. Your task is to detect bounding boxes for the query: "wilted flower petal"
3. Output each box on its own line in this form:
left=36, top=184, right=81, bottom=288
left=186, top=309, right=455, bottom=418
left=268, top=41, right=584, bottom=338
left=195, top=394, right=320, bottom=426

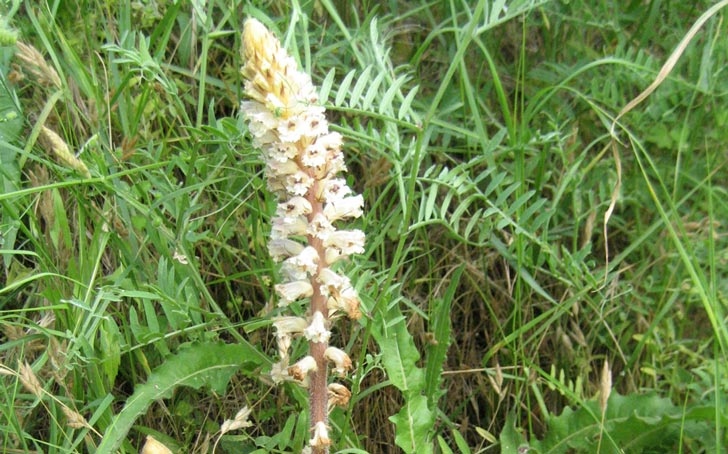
left=288, top=355, right=318, bottom=381
left=324, top=347, right=352, bottom=376
left=221, top=406, right=253, bottom=434
left=328, top=383, right=352, bottom=409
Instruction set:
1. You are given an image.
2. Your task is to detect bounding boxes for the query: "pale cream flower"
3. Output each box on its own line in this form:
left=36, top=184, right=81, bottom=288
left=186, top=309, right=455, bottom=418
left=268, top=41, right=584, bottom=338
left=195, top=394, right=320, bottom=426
left=272, top=316, right=308, bottom=335
left=288, top=356, right=318, bottom=381
left=318, top=268, right=351, bottom=294
left=323, top=229, right=366, bottom=256
left=324, top=346, right=352, bottom=376
left=323, top=194, right=364, bottom=221
left=140, top=435, right=172, bottom=454
left=271, top=216, right=309, bottom=240
left=271, top=361, right=291, bottom=384
left=307, top=213, right=336, bottom=240
left=285, top=170, right=314, bottom=196
left=309, top=421, right=332, bottom=448
left=285, top=246, right=319, bottom=275
left=275, top=281, right=314, bottom=306
left=268, top=238, right=305, bottom=261
left=276, top=196, right=313, bottom=217
left=300, top=143, right=328, bottom=168
left=277, top=110, right=327, bottom=143
left=317, top=177, right=353, bottom=201
left=266, top=158, right=300, bottom=176
left=280, top=260, right=308, bottom=282
left=276, top=333, right=292, bottom=359
left=325, top=247, right=345, bottom=264
left=303, top=311, right=331, bottom=343
left=267, top=141, right=300, bottom=162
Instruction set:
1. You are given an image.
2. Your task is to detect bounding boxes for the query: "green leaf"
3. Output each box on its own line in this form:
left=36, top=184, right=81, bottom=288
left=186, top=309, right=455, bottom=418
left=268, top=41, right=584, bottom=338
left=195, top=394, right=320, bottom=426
left=375, top=317, right=424, bottom=393
left=437, top=435, right=454, bottom=454
left=389, top=394, right=434, bottom=454
left=452, top=429, right=471, bottom=454
left=97, top=342, right=259, bottom=454
left=525, top=392, right=719, bottom=454
left=424, top=264, right=462, bottom=408
left=498, top=412, right=528, bottom=454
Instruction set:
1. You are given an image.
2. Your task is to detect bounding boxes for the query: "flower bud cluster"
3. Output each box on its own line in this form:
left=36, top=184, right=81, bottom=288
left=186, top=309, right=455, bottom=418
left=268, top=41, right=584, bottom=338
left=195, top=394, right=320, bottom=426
left=241, top=18, right=363, bottom=452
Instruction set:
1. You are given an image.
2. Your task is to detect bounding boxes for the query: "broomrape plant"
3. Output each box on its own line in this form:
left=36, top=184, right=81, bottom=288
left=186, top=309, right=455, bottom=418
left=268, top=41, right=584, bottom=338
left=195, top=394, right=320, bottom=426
left=240, top=18, right=365, bottom=453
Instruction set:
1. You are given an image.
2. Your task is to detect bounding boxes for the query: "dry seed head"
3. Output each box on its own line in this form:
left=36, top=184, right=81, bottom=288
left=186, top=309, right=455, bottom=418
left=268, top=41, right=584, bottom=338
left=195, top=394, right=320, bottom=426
left=14, top=41, right=62, bottom=88
left=221, top=406, right=253, bottom=433
left=18, top=361, right=43, bottom=399
left=61, top=405, right=89, bottom=429
left=39, top=126, right=91, bottom=178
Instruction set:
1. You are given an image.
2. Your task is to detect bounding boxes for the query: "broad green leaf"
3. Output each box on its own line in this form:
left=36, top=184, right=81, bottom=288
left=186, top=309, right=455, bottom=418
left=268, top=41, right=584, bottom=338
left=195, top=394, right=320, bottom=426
left=390, top=394, right=434, bottom=454
left=374, top=316, right=424, bottom=393
left=97, top=342, right=259, bottom=454
left=498, top=412, right=528, bottom=454
left=520, top=392, right=720, bottom=454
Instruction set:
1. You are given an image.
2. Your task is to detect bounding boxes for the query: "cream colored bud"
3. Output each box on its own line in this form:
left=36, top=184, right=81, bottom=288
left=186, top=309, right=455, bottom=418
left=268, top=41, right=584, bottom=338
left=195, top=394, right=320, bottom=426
left=272, top=316, right=308, bottom=335
left=275, top=281, right=314, bottom=306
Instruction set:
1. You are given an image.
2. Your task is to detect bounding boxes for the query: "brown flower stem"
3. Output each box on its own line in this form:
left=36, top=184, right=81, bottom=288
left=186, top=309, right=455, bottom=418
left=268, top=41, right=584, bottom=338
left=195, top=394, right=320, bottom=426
left=309, top=187, right=330, bottom=453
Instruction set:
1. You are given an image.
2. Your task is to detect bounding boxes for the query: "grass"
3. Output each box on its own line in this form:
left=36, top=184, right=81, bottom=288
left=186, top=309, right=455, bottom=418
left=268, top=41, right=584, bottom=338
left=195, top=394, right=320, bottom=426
left=1, top=0, right=728, bottom=453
